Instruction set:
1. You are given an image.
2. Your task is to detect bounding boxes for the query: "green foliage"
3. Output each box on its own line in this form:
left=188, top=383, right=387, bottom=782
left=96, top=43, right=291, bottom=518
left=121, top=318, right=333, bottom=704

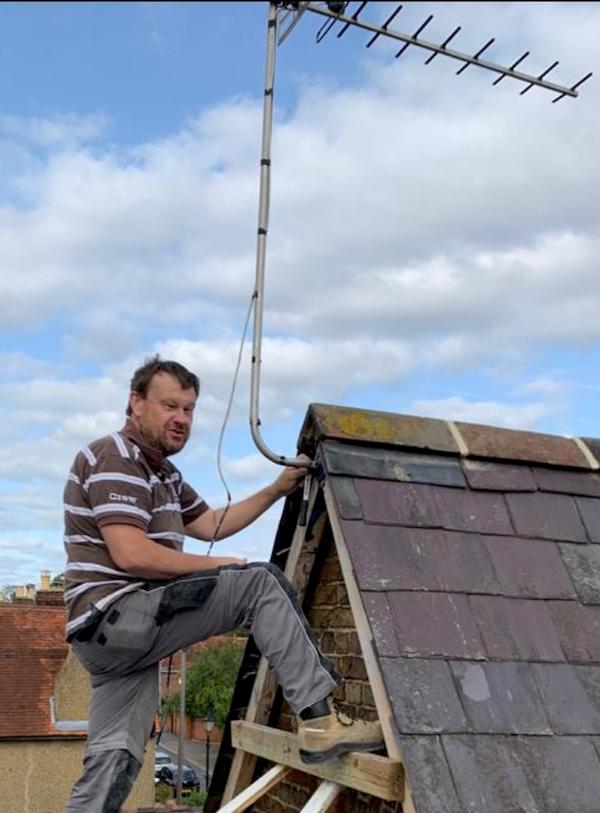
left=186, top=638, right=244, bottom=728
left=183, top=789, right=207, bottom=807
left=161, top=692, right=180, bottom=715
left=154, top=783, right=172, bottom=803
left=0, top=585, right=16, bottom=602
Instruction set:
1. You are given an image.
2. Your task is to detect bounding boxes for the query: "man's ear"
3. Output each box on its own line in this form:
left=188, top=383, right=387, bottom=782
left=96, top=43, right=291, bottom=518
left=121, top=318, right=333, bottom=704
left=129, top=391, right=142, bottom=418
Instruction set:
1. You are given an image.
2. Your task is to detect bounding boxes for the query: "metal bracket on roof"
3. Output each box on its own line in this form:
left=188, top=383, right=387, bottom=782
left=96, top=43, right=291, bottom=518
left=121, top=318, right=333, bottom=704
left=248, top=2, right=592, bottom=467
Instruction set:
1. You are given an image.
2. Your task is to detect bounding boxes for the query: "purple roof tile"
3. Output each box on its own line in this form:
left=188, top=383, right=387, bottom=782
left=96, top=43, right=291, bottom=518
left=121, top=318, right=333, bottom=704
left=482, top=535, right=577, bottom=600
left=361, top=592, right=400, bottom=657
left=450, top=661, right=551, bottom=734
left=462, top=459, right=536, bottom=492
left=575, top=496, right=600, bottom=543
left=505, top=492, right=587, bottom=542
left=387, top=592, right=486, bottom=659
left=470, top=595, right=565, bottom=662
left=532, top=466, right=600, bottom=497
left=341, top=522, right=502, bottom=594
left=380, top=658, right=468, bottom=733
left=355, top=478, right=513, bottom=535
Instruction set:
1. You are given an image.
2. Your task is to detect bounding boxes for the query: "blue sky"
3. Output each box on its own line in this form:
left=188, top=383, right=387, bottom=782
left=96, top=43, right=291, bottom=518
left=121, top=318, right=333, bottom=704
left=1, top=1, right=599, bottom=588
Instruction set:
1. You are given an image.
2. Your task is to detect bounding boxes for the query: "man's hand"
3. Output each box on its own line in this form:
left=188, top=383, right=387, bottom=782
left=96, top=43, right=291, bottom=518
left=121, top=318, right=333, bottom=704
left=273, top=455, right=312, bottom=497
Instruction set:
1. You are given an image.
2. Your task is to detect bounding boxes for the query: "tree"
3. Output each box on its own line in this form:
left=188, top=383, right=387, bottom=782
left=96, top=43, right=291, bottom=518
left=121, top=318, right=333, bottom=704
left=185, top=638, right=244, bottom=728
left=0, top=585, right=16, bottom=602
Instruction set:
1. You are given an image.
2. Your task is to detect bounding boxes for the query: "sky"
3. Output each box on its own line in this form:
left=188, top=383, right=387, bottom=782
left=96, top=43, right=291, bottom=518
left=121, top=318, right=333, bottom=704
left=0, top=1, right=599, bottom=588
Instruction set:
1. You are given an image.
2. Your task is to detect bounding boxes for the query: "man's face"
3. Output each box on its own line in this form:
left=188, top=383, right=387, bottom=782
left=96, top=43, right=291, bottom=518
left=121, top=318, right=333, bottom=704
left=129, top=372, right=197, bottom=456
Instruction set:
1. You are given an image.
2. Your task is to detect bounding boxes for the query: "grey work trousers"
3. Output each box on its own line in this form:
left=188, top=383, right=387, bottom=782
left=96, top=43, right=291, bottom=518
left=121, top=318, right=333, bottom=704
left=66, top=562, right=340, bottom=813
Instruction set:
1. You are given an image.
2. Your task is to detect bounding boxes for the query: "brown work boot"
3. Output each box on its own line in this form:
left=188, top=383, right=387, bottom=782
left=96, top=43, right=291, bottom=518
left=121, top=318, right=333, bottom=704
left=297, top=698, right=384, bottom=764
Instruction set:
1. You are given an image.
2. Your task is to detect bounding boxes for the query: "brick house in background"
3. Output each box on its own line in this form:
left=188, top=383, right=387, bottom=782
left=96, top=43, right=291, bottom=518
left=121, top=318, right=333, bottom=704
left=0, top=589, right=154, bottom=813
left=206, top=403, right=600, bottom=813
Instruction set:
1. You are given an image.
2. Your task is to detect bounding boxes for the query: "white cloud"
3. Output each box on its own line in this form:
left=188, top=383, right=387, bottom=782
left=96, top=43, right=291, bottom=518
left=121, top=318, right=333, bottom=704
left=0, top=112, right=108, bottom=148
left=410, top=395, right=560, bottom=430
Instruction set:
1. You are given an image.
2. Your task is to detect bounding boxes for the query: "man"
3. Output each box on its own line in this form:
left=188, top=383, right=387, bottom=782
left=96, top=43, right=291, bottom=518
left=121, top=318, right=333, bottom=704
left=64, top=355, right=383, bottom=812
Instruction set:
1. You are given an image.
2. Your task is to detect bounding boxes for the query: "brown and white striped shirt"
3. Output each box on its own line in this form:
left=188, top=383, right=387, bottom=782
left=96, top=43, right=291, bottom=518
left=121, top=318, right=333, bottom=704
left=63, top=420, right=208, bottom=639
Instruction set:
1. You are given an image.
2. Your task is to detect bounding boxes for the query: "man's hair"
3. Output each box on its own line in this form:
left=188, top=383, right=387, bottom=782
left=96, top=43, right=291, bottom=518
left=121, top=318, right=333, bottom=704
left=126, top=355, right=200, bottom=415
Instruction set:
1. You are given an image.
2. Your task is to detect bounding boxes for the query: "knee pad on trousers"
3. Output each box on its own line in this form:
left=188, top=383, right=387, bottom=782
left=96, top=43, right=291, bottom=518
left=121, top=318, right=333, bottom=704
left=102, top=750, right=141, bottom=813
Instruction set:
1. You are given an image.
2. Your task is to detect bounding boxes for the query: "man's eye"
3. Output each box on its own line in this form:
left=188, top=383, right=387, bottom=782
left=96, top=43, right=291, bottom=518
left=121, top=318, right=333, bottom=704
left=184, top=406, right=195, bottom=415
left=164, top=403, right=178, bottom=410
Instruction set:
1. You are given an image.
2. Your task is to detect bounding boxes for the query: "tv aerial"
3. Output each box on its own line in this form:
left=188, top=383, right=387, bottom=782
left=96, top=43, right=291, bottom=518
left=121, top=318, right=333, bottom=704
left=247, top=1, right=592, bottom=468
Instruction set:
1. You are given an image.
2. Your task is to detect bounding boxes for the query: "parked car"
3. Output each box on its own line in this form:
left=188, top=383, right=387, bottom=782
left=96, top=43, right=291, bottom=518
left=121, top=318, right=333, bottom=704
left=155, top=750, right=173, bottom=767
left=155, top=763, right=201, bottom=794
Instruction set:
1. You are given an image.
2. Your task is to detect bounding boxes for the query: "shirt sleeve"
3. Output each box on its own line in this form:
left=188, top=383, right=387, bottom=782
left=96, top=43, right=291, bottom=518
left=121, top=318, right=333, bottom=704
left=85, top=454, right=154, bottom=531
left=180, top=480, right=209, bottom=525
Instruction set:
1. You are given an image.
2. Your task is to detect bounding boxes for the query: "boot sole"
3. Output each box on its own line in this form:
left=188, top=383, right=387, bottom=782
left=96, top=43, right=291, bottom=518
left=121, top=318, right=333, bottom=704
left=299, top=739, right=384, bottom=765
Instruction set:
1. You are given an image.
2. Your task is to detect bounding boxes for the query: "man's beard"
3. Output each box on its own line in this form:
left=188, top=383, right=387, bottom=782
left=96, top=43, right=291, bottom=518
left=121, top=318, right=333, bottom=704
left=138, top=424, right=185, bottom=457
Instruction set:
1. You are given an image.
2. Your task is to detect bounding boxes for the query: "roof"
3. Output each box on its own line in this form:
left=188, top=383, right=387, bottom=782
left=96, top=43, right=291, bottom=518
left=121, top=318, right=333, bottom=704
left=208, top=403, right=600, bottom=813
left=0, top=604, right=81, bottom=739
left=307, top=404, right=600, bottom=813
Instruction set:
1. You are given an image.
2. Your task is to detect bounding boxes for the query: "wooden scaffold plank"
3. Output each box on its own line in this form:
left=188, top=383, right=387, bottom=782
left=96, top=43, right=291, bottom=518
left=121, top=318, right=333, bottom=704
left=217, top=764, right=291, bottom=813
left=231, top=720, right=404, bottom=802
left=299, top=780, right=343, bottom=813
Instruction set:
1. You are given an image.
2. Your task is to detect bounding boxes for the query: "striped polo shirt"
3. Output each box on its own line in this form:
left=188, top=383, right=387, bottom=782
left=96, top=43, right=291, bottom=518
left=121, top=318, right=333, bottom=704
left=63, top=420, right=208, bottom=639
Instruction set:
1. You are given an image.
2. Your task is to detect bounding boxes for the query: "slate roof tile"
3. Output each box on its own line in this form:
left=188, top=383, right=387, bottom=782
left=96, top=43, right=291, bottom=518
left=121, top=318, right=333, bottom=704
left=341, top=522, right=502, bottom=594
left=450, top=661, right=551, bottom=734
left=532, top=466, right=600, bottom=497
left=470, top=596, right=565, bottom=662
left=355, top=479, right=513, bottom=535
left=328, top=476, right=363, bottom=520
left=531, top=663, right=600, bottom=734
left=361, top=592, right=400, bottom=657
left=387, top=592, right=486, bottom=659
left=547, top=600, right=600, bottom=663
left=462, top=459, right=536, bottom=492
left=322, top=440, right=467, bottom=487
left=482, top=535, right=577, bottom=599
left=429, top=486, right=514, bottom=535
left=399, top=736, right=463, bottom=813
left=443, top=735, right=600, bottom=813
left=380, top=657, right=467, bottom=734
left=558, top=543, right=600, bottom=604
left=442, top=735, right=541, bottom=813
left=575, top=496, right=600, bottom=543
left=505, top=491, right=587, bottom=542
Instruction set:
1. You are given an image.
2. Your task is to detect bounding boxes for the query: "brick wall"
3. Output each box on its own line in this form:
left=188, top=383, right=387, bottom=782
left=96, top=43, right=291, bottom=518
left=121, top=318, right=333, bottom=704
left=252, top=529, right=403, bottom=813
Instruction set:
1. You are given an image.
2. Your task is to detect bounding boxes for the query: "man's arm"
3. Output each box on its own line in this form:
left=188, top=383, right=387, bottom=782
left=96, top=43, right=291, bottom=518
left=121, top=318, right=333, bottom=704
left=102, top=525, right=245, bottom=579
left=185, top=462, right=310, bottom=542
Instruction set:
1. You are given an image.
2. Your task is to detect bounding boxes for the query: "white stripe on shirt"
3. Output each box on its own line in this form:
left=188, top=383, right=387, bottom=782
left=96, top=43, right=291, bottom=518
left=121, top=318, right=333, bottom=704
left=81, top=446, right=97, bottom=465
left=83, top=472, right=152, bottom=492
left=64, top=533, right=105, bottom=546
left=112, top=432, right=130, bottom=458
left=93, top=503, right=152, bottom=521
left=64, top=504, right=94, bottom=517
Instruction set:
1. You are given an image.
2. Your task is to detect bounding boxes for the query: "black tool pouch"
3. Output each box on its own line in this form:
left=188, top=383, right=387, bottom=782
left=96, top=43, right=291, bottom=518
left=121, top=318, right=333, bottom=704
left=154, top=570, right=220, bottom=625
